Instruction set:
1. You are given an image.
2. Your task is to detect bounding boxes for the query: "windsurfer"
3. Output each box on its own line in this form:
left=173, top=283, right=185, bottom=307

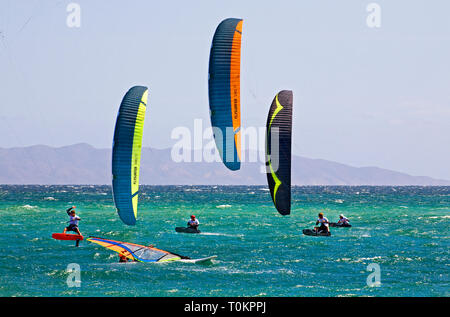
left=118, top=253, right=137, bottom=262
left=119, top=254, right=128, bottom=262
left=314, top=212, right=329, bottom=233
left=187, top=215, right=199, bottom=230
left=63, top=206, right=82, bottom=236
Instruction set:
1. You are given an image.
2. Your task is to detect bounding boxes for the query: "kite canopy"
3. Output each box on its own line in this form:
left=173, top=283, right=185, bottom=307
left=208, top=18, right=243, bottom=171
left=266, top=90, right=293, bottom=215
left=87, top=237, right=182, bottom=263
left=112, top=86, right=148, bottom=225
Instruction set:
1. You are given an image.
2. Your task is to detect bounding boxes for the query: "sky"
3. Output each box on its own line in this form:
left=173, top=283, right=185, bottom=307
left=0, top=0, right=449, bottom=180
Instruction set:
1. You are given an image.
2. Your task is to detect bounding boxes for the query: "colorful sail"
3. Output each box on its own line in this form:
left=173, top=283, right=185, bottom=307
left=87, top=237, right=182, bottom=263
left=266, top=90, right=293, bottom=215
left=208, top=18, right=243, bottom=171
left=112, top=86, right=148, bottom=225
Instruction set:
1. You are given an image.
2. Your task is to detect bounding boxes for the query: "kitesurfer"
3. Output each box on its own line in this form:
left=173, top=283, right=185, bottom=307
left=63, top=206, right=82, bottom=236
left=187, top=215, right=199, bottom=230
left=314, top=212, right=329, bottom=233
left=337, top=214, right=350, bottom=226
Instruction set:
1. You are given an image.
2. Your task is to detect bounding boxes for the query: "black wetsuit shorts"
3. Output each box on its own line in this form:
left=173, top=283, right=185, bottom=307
left=66, top=224, right=79, bottom=232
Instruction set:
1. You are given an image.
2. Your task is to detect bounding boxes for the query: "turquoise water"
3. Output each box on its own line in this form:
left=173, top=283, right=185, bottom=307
left=0, top=185, right=448, bottom=297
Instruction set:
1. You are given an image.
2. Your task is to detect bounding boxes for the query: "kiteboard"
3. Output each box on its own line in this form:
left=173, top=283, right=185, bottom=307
left=52, top=233, right=84, bottom=241
left=175, top=227, right=201, bottom=234
left=302, top=229, right=331, bottom=237
left=329, top=222, right=352, bottom=228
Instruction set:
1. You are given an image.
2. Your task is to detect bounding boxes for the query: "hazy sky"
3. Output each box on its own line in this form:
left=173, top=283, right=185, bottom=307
left=0, top=0, right=449, bottom=179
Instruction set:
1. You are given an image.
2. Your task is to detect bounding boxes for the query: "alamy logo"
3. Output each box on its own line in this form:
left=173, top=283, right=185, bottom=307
left=66, top=263, right=81, bottom=288
left=66, top=3, right=81, bottom=28
left=366, top=263, right=381, bottom=287
left=170, top=119, right=280, bottom=173
left=366, top=3, right=381, bottom=28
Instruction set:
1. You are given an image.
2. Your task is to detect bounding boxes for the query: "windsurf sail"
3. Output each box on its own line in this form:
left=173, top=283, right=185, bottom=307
left=208, top=18, right=243, bottom=171
left=112, top=86, right=148, bottom=225
left=265, top=90, right=293, bottom=215
left=87, top=237, right=183, bottom=262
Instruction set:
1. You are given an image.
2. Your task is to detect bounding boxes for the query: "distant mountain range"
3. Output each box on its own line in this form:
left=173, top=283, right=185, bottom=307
left=0, top=143, right=448, bottom=185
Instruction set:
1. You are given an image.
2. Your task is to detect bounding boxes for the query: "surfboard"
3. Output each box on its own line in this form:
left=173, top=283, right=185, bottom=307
left=180, top=255, right=217, bottom=264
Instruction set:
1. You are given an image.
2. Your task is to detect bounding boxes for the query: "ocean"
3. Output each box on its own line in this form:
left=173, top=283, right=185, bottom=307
left=0, top=185, right=448, bottom=297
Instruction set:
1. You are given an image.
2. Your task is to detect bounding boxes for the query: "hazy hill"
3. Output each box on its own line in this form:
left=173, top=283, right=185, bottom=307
left=0, top=143, right=448, bottom=185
